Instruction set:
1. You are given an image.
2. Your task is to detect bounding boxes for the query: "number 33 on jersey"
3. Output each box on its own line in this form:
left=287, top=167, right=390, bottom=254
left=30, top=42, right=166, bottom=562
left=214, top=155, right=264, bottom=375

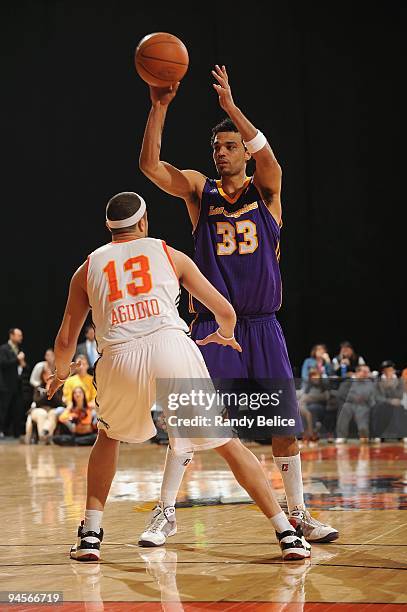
left=190, top=177, right=282, bottom=316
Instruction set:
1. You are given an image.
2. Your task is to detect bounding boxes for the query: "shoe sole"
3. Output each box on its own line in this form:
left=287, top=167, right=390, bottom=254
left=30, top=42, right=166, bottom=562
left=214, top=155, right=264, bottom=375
left=70, top=549, right=100, bottom=562
left=70, top=554, right=100, bottom=562
left=283, top=551, right=311, bottom=561
left=308, top=531, right=339, bottom=543
left=138, top=527, right=177, bottom=548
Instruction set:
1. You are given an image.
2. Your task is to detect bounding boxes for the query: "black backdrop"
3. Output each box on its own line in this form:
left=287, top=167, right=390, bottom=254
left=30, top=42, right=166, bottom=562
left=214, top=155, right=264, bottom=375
left=2, top=1, right=406, bottom=373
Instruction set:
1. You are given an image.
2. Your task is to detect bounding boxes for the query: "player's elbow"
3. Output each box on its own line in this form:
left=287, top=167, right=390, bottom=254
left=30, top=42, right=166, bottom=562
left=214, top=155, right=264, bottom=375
left=139, top=156, right=153, bottom=176
left=139, top=155, right=161, bottom=179
left=54, top=335, right=69, bottom=353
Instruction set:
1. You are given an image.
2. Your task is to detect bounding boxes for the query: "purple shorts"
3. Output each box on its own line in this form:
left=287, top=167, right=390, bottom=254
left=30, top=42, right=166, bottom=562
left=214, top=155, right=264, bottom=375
left=191, top=313, right=302, bottom=437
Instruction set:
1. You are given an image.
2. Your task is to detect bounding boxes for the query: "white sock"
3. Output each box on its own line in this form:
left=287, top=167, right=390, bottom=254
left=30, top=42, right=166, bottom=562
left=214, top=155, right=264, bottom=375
left=160, top=446, right=194, bottom=508
left=270, top=510, right=293, bottom=534
left=84, top=509, right=103, bottom=533
left=274, top=453, right=305, bottom=515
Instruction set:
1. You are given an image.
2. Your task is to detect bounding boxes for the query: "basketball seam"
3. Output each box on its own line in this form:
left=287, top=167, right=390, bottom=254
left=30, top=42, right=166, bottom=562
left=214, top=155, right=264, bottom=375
left=140, top=40, right=187, bottom=51
left=139, top=54, right=188, bottom=67
left=136, top=60, right=184, bottom=82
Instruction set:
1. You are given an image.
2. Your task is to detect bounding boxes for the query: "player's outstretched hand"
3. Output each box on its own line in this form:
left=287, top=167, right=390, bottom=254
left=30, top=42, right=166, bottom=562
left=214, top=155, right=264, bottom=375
left=211, top=65, right=235, bottom=112
left=196, top=331, right=242, bottom=352
left=149, top=83, right=180, bottom=106
left=47, top=360, right=81, bottom=399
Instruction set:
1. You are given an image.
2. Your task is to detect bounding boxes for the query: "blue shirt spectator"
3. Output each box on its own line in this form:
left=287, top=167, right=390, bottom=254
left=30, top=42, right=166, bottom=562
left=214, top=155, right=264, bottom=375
left=301, top=344, right=333, bottom=383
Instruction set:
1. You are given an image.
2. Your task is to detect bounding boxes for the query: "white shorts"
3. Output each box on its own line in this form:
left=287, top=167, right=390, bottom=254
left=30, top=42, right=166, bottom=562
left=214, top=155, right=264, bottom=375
left=94, top=329, right=230, bottom=454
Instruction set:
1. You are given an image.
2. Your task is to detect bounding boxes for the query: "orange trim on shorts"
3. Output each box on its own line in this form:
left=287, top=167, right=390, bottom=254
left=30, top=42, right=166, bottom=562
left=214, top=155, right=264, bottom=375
left=188, top=292, right=196, bottom=314
left=162, top=241, right=179, bottom=283
left=189, top=313, right=198, bottom=334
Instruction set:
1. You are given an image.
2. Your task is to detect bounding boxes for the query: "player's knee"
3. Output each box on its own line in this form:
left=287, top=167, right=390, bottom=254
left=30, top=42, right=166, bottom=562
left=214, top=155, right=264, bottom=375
left=215, top=438, right=242, bottom=459
left=272, top=435, right=298, bottom=454
left=96, top=429, right=119, bottom=446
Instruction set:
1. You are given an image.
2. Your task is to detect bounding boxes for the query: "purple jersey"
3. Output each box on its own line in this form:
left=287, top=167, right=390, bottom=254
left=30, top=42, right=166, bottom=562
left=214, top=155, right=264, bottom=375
left=190, top=177, right=282, bottom=315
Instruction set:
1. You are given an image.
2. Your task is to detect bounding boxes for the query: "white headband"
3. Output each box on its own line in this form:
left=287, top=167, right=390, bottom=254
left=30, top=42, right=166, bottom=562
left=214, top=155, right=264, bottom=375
left=106, top=194, right=147, bottom=229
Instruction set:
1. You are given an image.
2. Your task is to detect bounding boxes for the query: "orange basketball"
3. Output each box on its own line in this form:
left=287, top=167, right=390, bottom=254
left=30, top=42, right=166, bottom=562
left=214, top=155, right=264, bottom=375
left=135, top=32, right=189, bottom=88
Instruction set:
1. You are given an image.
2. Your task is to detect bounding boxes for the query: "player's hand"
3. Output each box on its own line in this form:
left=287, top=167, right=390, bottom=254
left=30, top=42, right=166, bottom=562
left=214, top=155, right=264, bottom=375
left=211, top=65, right=235, bottom=112
left=47, top=360, right=80, bottom=399
left=149, top=83, right=180, bottom=106
left=196, top=332, right=242, bottom=352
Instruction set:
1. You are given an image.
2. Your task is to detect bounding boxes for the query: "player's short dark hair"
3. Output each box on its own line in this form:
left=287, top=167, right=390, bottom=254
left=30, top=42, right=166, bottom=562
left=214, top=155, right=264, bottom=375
left=106, top=192, right=146, bottom=234
left=210, top=118, right=241, bottom=147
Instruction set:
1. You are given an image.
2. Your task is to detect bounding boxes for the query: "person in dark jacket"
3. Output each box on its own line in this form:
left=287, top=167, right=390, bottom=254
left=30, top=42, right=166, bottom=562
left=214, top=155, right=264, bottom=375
left=0, top=328, right=26, bottom=438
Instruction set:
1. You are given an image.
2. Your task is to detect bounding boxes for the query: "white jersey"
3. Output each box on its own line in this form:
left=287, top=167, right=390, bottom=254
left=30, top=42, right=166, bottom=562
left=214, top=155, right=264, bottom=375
left=87, top=237, right=188, bottom=351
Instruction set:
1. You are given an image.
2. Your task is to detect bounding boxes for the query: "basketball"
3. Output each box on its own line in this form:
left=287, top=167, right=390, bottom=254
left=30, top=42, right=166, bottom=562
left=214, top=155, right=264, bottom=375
left=135, top=32, right=189, bottom=88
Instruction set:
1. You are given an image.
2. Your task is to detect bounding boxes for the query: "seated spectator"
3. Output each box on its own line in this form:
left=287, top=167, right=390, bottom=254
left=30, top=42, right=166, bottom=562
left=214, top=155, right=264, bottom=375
left=332, top=341, right=365, bottom=378
left=301, top=344, right=333, bottom=384
left=372, top=360, right=407, bottom=442
left=25, top=364, right=63, bottom=444
left=30, top=349, right=55, bottom=390
left=298, top=368, right=330, bottom=441
left=75, top=324, right=99, bottom=374
left=54, top=387, right=97, bottom=446
left=62, top=355, right=96, bottom=408
left=335, top=364, right=375, bottom=443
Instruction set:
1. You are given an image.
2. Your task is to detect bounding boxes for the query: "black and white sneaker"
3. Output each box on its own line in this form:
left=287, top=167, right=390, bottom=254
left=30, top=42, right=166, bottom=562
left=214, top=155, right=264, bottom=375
left=276, top=525, right=311, bottom=560
left=70, top=520, right=103, bottom=562
left=138, top=503, right=177, bottom=547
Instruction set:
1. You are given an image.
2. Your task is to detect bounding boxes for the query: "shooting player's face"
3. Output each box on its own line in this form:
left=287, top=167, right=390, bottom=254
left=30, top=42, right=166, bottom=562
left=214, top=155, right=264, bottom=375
left=212, top=132, right=250, bottom=177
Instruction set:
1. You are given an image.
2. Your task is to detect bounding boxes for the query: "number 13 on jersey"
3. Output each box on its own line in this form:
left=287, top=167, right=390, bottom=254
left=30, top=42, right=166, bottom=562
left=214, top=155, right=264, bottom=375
left=216, top=220, right=258, bottom=255
left=103, top=255, right=152, bottom=302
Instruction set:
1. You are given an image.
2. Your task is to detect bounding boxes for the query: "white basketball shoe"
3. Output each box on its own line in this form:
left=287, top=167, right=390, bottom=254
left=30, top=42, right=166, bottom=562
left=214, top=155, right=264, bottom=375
left=289, top=509, right=339, bottom=543
left=138, top=503, right=177, bottom=547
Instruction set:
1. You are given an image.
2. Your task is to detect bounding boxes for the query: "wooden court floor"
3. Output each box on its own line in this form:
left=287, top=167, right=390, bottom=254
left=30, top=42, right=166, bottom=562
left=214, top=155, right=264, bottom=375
left=0, top=439, right=406, bottom=611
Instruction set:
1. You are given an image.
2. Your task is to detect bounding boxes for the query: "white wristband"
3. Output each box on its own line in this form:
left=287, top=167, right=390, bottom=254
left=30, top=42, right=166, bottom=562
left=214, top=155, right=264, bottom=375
left=216, top=328, right=235, bottom=341
left=243, top=130, right=267, bottom=154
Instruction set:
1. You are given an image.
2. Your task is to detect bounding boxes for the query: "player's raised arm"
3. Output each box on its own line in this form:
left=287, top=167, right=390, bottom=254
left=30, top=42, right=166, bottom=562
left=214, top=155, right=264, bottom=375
left=48, top=262, right=90, bottom=398
left=139, top=85, right=206, bottom=227
left=212, top=65, right=282, bottom=224
left=168, top=247, right=241, bottom=352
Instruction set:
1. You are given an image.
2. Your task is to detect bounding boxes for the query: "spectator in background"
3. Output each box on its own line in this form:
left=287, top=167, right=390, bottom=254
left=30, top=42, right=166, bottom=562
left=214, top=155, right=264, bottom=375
left=298, top=368, right=330, bottom=442
left=332, top=341, right=365, bottom=378
left=372, top=360, right=407, bottom=442
left=25, top=364, right=62, bottom=444
left=55, top=386, right=97, bottom=446
left=76, top=325, right=99, bottom=374
left=335, top=364, right=375, bottom=444
left=0, top=328, right=26, bottom=438
left=301, top=344, right=333, bottom=384
left=30, top=349, right=55, bottom=390
left=20, top=352, right=33, bottom=435
left=62, top=355, right=96, bottom=409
